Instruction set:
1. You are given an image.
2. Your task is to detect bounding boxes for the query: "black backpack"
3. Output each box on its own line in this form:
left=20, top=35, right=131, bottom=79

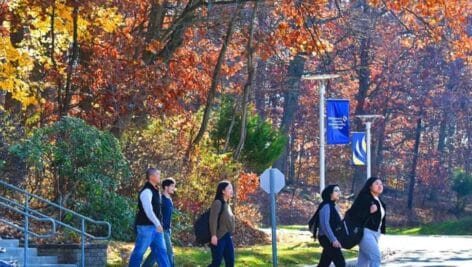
left=308, top=205, right=364, bottom=249
left=307, top=210, right=319, bottom=239
left=334, top=215, right=364, bottom=249
left=194, top=200, right=224, bottom=245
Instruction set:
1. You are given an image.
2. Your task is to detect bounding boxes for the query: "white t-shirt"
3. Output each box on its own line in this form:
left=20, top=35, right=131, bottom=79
left=373, top=196, right=385, bottom=232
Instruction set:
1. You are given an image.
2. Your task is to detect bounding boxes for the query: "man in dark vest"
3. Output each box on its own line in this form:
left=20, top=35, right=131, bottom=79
left=142, top=177, right=176, bottom=267
left=128, top=168, right=170, bottom=267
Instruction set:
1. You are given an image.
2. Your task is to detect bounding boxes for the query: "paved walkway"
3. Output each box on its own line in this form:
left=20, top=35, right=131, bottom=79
left=278, top=228, right=472, bottom=267
left=263, top=228, right=472, bottom=266
left=381, top=235, right=472, bottom=267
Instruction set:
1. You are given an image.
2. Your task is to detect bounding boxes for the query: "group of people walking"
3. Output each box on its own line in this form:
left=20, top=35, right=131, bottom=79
left=315, top=177, right=386, bottom=267
left=128, top=167, right=385, bottom=267
left=128, top=168, right=236, bottom=267
left=128, top=168, right=177, bottom=267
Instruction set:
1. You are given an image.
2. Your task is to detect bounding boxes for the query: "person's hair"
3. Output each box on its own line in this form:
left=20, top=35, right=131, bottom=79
left=214, top=180, right=231, bottom=202
left=146, top=168, right=160, bottom=180
left=161, top=177, right=176, bottom=189
left=358, top=176, right=382, bottom=196
left=321, top=184, right=339, bottom=202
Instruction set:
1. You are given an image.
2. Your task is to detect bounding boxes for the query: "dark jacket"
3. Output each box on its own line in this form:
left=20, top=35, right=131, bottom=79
left=347, top=193, right=386, bottom=234
left=135, top=182, right=162, bottom=226
left=161, top=194, right=173, bottom=230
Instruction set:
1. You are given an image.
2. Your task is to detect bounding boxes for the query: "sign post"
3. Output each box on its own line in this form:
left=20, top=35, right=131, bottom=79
left=356, top=115, right=384, bottom=179
left=301, top=73, right=340, bottom=193
left=260, top=168, right=285, bottom=267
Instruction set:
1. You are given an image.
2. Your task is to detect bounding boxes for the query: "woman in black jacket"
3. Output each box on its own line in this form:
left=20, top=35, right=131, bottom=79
left=348, top=177, right=386, bottom=267
left=312, top=184, right=345, bottom=267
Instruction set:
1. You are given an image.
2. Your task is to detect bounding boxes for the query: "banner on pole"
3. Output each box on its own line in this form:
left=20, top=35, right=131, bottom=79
left=327, top=99, right=350, bottom=144
left=352, top=132, right=367, bottom=165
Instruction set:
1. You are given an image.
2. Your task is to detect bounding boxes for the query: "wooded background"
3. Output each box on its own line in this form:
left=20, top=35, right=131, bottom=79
left=0, top=0, right=470, bottom=241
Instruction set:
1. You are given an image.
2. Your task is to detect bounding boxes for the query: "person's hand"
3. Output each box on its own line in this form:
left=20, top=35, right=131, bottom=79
left=332, top=240, right=342, bottom=248
left=370, top=204, right=378, bottom=214
left=211, top=235, right=218, bottom=246
left=156, top=225, right=163, bottom=233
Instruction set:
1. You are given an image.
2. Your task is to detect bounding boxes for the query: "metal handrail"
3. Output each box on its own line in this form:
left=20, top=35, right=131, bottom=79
left=0, top=200, right=56, bottom=238
left=0, top=180, right=112, bottom=267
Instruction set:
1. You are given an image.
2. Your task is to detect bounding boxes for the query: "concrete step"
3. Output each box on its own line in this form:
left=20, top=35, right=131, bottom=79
left=0, top=259, right=18, bottom=267
left=0, top=262, right=76, bottom=267
left=0, top=247, right=38, bottom=258
left=0, top=240, right=77, bottom=267
left=0, top=255, right=58, bottom=264
left=23, top=265, right=77, bottom=267
left=0, top=240, right=20, bottom=248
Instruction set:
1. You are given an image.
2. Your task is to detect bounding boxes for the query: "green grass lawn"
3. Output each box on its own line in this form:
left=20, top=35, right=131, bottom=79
left=107, top=238, right=356, bottom=266
left=278, top=225, right=307, bottom=231
left=389, top=217, right=472, bottom=235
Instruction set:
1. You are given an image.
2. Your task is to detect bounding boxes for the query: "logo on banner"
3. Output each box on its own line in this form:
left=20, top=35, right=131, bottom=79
left=327, top=99, right=350, bottom=144
left=352, top=132, right=367, bottom=165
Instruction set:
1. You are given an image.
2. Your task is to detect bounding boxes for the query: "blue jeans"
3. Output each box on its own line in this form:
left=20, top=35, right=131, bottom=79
left=128, top=225, right=170, bottom=267
left=142, top=229, right=174, bottom=267
left=208, top=233, right=234, bottom=267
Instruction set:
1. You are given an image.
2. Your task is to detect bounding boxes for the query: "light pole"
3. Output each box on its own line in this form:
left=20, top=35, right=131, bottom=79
left=302, top=74, right=340, bottom=193
left=356, top=115, right=384, bottom=179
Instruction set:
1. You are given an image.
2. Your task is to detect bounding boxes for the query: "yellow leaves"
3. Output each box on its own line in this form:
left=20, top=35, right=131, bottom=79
left=0, top=0, right=124, bottom=112
left=91, top=6, right=122, bottom=33
left=0, top=34, right=38, bottom=109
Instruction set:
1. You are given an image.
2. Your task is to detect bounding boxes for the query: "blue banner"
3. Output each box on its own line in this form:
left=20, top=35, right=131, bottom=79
left=352, top=132, right=367, bottom=165
left=326, top=99, right=350, bottom=144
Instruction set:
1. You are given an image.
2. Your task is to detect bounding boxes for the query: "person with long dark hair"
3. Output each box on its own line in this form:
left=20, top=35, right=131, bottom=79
left=348, top=177, right=386, bottom=267
left=312, top=184, right=345, bottom=267
left=208, top=180, right=235, bottom=267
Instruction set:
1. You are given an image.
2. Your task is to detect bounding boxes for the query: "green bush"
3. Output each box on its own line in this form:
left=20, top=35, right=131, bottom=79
left=211, top=96, right=287, bottom=173
left=452, top=169, right=472, bottom=213
left=10, top=116, right=134, bottom=240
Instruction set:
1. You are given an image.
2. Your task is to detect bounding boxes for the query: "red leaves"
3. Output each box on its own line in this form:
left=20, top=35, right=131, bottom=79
left=237, top=172, right=259, bottom=202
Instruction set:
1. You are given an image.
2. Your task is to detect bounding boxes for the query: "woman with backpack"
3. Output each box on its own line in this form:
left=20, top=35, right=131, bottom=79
left=349, top=177, right=386, bottom=267
left=208, top=180, right=235, bottom=267
left=311, top=184, right=346, bottom=267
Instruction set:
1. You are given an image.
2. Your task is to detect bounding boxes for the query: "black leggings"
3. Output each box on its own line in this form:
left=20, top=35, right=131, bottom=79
left=317, top=235, right=346, bottom=267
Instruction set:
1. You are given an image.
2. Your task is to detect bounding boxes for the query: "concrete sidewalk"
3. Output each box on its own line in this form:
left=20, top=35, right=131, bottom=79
left=381, top=235, right=472, bottom=266
left=305, top=235, right=472, bottom=266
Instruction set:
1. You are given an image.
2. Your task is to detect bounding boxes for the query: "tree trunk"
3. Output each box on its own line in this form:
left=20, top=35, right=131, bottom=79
left=191, top=4, right=241, bottom=147
left=375, top=113, right=388, bottom=178
left=407, top=114, right=423, bottom=210
left=60, top=1, right=79, bottom=117
left=351, top=29, right=372, bottom=194
left=273, top=54, right=306, bottom=182
left=223, top=99, right=238, bottom=153
left=234, top=1, right=258, bottom=160
left=254, top=59, right=267, bottom=120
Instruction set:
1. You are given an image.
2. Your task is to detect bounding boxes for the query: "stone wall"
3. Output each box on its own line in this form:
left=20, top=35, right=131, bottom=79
left=36, top=243, right=108, bottom=267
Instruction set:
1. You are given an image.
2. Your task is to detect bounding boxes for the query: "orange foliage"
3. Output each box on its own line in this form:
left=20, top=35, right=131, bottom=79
left=237, top=172, right=259, bottom=202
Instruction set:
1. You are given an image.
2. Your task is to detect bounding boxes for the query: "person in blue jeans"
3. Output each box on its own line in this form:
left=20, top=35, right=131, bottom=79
left=128, top=168, right=170, bottom=267
left=142, top=177, right=176, bottom=267
left=208, top=181, right=235, bottom=267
